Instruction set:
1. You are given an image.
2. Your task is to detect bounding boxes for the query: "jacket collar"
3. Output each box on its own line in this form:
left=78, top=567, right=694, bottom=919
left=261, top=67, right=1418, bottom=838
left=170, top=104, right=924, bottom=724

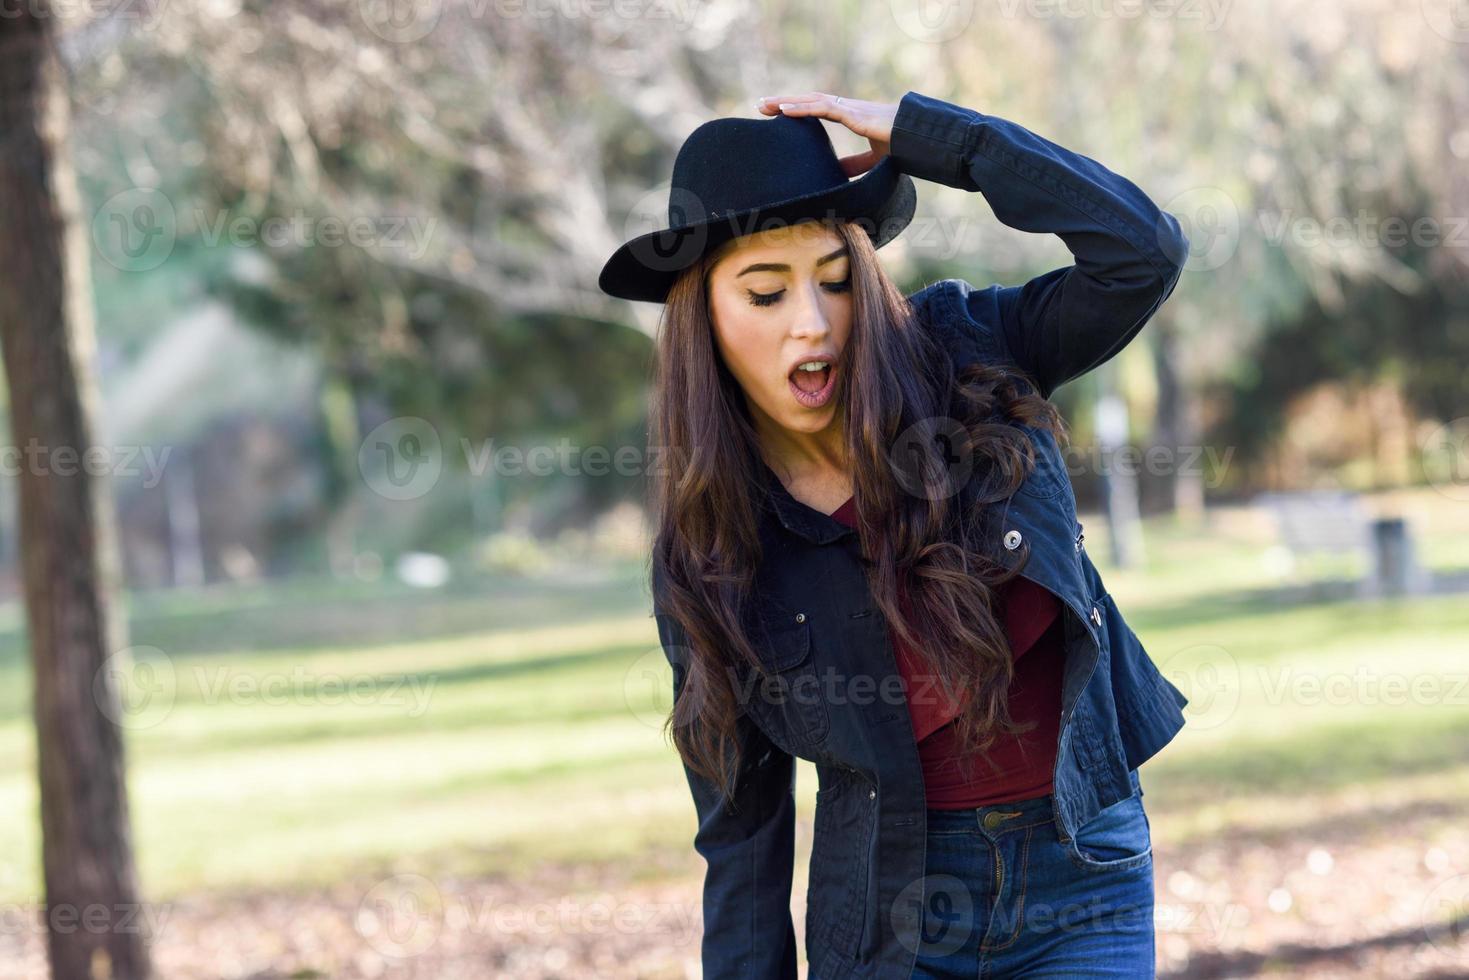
left=757, top=457, right=856, bottom=546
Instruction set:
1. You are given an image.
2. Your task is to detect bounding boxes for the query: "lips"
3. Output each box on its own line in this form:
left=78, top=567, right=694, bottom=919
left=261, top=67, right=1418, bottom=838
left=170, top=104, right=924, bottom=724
left=788, top=361, right=836, bottom=408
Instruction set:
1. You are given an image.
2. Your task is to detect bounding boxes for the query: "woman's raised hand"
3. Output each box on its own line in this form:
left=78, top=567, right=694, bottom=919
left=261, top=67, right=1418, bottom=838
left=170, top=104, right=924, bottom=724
left=755, top=93, right=898, bottom=179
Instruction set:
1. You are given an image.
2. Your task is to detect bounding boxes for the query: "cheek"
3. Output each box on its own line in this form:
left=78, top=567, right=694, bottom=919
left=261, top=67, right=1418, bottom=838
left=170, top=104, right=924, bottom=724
left=711, top=299, right=777, bottom=385
left=827, top=294, right=854, bottom=339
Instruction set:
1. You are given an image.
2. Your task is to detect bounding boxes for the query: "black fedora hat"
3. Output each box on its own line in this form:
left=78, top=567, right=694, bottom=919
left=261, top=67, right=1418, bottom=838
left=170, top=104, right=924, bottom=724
left=598, top=110, right=917, bottom=304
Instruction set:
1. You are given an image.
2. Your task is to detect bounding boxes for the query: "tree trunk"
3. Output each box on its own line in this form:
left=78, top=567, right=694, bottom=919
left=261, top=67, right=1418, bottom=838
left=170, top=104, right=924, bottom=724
left=1151, top=313, right=1206, bottom=522
left=0, top=8, right=154, bottom=980
left=1095, top=374, right=1145, bottom=569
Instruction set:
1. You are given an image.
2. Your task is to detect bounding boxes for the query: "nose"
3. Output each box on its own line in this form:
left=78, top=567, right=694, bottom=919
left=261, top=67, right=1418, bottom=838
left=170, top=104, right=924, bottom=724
left=788, top=281, right=834, bottom=341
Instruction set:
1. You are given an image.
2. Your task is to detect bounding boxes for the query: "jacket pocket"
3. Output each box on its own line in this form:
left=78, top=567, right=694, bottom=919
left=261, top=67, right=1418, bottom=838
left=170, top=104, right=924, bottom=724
left=742, top=605, right=830, bottom=747
left=808, top=771, right=873, bottom=958
left=1015, top=422, right=1072, bottom=500
left=1063, top=785, right=1152, bottom=873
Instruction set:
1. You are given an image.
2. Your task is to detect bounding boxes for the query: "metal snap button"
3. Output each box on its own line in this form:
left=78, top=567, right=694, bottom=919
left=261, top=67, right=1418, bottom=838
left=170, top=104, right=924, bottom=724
left=868, top=788, right=876, bottom=800
left=795, top=612, right=805, bottom=623
left=1003, top=529, right=1023, bottom=551
left=1090, top=605, right=1103, bottom=626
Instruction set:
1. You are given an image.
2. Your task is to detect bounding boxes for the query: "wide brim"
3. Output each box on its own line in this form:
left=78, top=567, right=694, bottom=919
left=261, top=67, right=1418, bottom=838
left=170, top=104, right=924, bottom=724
left=598, top=155, right=917, bottom=304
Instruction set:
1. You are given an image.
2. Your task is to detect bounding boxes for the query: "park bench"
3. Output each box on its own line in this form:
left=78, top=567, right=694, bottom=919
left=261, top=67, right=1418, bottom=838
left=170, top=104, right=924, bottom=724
left=1254, top=489, right=1431, bottom=598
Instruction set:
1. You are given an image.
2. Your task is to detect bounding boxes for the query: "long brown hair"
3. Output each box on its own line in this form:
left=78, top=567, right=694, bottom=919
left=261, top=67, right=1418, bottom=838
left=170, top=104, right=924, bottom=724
left=649, top=217, right=1068, bottom=802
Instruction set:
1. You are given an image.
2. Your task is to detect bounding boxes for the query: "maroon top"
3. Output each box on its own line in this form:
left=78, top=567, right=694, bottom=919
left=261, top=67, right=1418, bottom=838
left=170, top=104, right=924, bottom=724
left=829, top=494, right=1065, bottom=808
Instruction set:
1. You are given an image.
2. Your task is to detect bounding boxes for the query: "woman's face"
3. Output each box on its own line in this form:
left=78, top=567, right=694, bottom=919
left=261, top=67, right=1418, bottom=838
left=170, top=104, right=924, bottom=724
left=705, top=222, right=853, bottom=440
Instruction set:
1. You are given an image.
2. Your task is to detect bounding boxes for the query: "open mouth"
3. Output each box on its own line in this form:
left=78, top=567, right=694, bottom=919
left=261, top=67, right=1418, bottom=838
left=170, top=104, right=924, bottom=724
left=788, top=360, right=836, bottom=409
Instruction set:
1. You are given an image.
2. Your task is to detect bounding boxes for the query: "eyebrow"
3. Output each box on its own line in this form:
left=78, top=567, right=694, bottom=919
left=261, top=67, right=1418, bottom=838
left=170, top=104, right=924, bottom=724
left=735, top=246, right=849, bottom=279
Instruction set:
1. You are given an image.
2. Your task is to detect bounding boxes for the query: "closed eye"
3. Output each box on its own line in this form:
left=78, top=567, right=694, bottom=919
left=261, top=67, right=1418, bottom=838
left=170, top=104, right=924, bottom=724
left=746, top=278, right=852, bottom=308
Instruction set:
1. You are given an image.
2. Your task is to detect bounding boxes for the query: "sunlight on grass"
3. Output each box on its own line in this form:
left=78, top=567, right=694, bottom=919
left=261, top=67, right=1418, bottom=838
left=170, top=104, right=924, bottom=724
left=0, top=491, right=1464, bottom=906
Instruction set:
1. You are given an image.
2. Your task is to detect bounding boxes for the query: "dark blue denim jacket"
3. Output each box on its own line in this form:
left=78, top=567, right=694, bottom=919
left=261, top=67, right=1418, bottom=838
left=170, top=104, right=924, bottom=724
left=653, top=90, right=1191, bottom=980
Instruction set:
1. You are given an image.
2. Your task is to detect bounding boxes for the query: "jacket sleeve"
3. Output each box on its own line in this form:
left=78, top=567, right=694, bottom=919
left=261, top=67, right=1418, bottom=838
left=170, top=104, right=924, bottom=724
left=887, top=90, right=1190, bottom=400
left=655, top=609, right=799, bottom=980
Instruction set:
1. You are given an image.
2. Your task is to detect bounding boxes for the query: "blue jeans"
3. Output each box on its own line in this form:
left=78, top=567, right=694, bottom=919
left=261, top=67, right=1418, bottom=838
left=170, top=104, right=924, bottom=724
left=910, top=768, right=1155, bottom=978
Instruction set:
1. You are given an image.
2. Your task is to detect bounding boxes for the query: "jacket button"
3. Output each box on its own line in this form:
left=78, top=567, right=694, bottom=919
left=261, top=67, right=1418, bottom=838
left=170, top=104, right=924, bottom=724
left=1003, top=529, right=1023, bottom=551
left=869, top=788, right=876, bottom=800
left=1090, top=605, right=1103, bottom=626
left=795, top=612, right=806, bottom=623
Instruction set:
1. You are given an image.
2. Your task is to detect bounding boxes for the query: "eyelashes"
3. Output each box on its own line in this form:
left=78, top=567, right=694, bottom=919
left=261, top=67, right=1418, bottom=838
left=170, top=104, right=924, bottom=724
left=746, top=277, right=853, bottom=308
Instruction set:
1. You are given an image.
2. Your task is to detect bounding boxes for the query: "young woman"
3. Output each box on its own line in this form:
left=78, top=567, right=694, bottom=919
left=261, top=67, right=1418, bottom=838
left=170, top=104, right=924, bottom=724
left=599, top=90, right=1191, bottom=979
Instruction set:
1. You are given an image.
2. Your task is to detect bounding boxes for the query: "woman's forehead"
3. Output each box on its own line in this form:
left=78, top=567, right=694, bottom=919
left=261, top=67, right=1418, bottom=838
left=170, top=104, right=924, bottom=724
left=713, top=222, right=848, bottom=270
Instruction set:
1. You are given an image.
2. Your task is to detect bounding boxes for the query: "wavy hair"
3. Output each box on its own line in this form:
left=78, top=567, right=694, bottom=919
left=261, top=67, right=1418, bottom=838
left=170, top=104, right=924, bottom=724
left=649, top=217, right=1068, bottom=803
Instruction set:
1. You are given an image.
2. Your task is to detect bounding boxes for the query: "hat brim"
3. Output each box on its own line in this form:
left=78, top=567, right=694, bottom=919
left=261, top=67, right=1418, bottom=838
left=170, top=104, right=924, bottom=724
left=598, top=155, right=917, bottom=304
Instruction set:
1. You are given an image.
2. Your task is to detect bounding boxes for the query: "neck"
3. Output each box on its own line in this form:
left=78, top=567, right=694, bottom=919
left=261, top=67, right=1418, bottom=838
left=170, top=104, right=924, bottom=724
left=755, top=406, right=847, bottom=478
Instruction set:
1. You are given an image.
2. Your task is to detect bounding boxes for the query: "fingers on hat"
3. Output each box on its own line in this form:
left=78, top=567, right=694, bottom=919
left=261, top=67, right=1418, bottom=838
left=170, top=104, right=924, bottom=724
left=758, top=93, right=830, bottom=113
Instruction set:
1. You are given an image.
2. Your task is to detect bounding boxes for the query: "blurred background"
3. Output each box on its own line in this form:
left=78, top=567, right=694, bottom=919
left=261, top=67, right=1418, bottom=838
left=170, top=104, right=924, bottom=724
left=0, top=0, right=1466, bottom=977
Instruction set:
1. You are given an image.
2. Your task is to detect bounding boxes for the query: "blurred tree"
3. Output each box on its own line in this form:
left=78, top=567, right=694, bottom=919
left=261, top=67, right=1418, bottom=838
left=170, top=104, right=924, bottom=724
left=50, top=0, right=1469, bottom=542
left=0, top=4, right=153, bottom=979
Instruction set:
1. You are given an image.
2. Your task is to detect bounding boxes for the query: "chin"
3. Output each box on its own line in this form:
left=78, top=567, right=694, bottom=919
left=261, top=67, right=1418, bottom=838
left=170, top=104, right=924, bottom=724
left=781, top=406, right=838, bottom=432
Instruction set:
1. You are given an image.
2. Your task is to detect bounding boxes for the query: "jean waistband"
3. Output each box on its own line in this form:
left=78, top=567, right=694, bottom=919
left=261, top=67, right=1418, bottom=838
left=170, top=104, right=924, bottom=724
left=924, top=788, right=1056, bottom=833
left=922, top=768, right=1142, bottom=834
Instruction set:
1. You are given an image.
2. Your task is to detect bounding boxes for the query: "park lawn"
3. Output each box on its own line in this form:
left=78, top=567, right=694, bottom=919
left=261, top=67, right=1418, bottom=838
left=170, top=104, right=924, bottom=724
left=0, top=489, right=1464, bottom=907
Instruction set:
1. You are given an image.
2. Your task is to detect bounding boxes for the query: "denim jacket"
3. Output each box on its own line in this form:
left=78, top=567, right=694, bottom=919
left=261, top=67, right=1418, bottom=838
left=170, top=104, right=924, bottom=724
left=652, top=90, right=1192, bottom=980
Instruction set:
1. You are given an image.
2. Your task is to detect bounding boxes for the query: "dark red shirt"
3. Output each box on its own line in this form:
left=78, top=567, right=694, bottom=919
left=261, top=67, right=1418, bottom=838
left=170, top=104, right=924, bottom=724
left=829, top=494, right=1065, bottom=808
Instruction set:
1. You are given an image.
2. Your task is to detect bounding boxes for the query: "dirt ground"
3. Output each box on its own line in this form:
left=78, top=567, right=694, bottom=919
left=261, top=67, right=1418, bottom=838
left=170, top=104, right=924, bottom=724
left=2, top=819, right=1467, bottom=980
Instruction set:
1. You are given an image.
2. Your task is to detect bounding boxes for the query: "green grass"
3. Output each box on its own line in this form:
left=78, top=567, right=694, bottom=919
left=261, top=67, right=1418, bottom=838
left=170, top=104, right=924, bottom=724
left=0, top=489, right=1465, bottom=905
